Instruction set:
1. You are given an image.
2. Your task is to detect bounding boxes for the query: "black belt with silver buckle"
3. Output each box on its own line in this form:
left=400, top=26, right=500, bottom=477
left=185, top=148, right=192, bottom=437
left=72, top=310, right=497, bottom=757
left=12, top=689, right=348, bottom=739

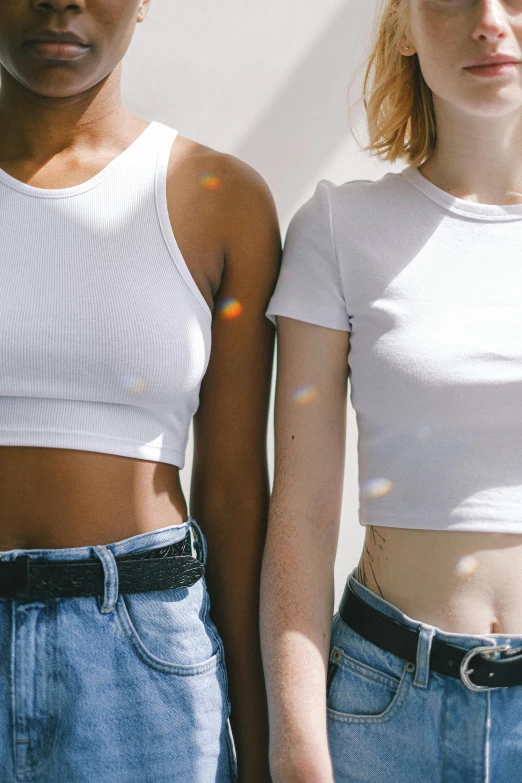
left=339, top=583, right=522, bottom=691
left=0, top=535, right=204, bottom=602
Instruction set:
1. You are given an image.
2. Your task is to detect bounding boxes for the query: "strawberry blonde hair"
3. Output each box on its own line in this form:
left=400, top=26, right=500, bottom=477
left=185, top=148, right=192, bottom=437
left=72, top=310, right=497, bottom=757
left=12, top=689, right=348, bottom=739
left=363, top=0, right=436, bottom=165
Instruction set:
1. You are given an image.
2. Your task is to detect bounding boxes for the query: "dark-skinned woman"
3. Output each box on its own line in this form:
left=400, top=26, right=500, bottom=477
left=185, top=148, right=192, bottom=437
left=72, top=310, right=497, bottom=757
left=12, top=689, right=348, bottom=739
left=0, top=1, right=280, bottom=781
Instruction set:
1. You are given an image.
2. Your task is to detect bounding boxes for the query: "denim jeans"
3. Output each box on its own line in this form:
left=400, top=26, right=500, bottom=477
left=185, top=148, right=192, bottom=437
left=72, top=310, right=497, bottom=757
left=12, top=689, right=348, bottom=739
left=0, top=517, right=237, bottom=783
left=327, top=571, right=522, bottom=783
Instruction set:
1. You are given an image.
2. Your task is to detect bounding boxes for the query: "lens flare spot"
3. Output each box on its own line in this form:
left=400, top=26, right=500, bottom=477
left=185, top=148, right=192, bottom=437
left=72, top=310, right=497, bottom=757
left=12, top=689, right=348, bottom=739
left=360, top=478, right=393, bottom=499
left=121, top=375, right=147, bottom=394
left=218, top=297, right=243, bottom=320
left=200, top=173, right=221, bottom=191
left=455, top=555, right=478, bottom=577
left=291, top=385, right=319, bottom=405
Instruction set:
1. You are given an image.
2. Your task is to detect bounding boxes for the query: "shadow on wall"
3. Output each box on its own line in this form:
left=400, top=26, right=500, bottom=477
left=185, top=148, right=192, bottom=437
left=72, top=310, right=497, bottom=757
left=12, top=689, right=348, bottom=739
left=235, top=0, right=378, bottom=224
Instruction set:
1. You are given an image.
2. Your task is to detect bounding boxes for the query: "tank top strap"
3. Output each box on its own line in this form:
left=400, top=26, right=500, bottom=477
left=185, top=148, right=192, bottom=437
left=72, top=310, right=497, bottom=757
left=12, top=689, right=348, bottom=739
left=103, top=120, right=178, bottom=196
left=123, top=120, right=179, bottom=179
left=152, top=123, right=210, bottom=318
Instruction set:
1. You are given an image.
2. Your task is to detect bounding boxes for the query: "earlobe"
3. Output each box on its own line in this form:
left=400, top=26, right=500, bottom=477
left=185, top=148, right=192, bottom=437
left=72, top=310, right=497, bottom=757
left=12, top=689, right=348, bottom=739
left=400, top=40, right=417, bottom=56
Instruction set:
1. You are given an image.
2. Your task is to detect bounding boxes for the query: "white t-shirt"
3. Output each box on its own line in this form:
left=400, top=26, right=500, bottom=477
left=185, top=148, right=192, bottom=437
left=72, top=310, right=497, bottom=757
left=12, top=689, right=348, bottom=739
left=266, top=168, right=522, bottom=533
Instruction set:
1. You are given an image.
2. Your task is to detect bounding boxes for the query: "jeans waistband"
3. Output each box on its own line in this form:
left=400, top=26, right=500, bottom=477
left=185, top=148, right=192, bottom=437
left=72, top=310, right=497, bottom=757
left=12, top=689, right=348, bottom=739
left=347, top=570, right=522, bottom=652
left=0, top=518, right=206, bottom=612
left=0, top=517, right=202, bottom=562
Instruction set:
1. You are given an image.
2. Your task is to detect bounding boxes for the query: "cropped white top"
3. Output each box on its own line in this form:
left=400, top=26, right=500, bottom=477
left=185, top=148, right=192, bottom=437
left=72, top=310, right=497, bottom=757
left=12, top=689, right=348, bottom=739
left=267, top=170, right=522, bottom=533
left=0, top=120, right=211, bottom=469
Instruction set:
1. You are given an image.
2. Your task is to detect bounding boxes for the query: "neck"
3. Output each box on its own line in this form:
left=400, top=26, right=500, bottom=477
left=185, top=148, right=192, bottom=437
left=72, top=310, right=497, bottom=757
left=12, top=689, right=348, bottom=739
left=0, top=64, right=129, bottom=161
left=420, top=98, right=522, bottom=205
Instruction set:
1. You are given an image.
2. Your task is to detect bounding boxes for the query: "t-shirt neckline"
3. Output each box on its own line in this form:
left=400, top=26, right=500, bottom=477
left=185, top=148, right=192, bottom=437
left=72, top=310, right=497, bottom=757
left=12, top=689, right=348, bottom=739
left=402, top=165, right=522, bottom=222
left=0, top=120, right=159, bottom=199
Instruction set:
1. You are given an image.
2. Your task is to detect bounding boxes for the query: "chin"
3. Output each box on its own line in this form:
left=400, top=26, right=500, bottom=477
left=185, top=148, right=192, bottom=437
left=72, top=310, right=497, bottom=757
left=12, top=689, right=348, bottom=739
left=466, top=96, right=522, bottom=119
left=440, top=83, right=522, bottom=119
left=20, top=73, right=91, bottom=99
left=463, top=79, right=522, bottom=111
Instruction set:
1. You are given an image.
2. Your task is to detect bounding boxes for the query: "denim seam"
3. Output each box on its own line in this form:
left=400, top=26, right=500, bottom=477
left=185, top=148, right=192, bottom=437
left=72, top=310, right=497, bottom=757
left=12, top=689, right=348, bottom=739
left=485, top=689, right=491, bottom=783
left=326, top=660, right=338, bottom=697
left=199, top=576, right=232, bottom=715
left=22, top=713, right=59, bottom=779
left=114, top=594, right=221, bottom=676
left=226, top=718, right=238, bottom=782
left=10, top=600, right=16, bottom=778
left=13, top=602, right=59, bottom=781
left=332, top=651, right=402, bottom=690
left=327, top=663, right=412, bottom=724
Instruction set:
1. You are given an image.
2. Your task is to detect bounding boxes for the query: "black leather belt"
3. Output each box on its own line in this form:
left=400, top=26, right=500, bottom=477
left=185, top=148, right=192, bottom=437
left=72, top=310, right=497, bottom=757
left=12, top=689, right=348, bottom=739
left=339, top=583, right=522, bottom=691
left=0, top=535, right=205, bottom=602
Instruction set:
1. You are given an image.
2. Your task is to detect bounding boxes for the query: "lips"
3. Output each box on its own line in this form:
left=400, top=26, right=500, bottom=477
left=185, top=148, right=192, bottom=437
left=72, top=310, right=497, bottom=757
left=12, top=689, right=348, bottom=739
left=462, top=53, right=520, bottom=79
left=23, top=31, right=90, bottom=61
left=464, top=54, right=520, bottom=69
left=24, top=41, right=90, bottom=62
left=24, top=29, right=88, bottom=46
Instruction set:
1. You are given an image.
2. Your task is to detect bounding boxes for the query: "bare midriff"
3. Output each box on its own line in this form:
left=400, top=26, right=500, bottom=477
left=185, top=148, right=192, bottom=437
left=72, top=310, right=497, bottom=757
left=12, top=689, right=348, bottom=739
left=355, top=525, right=522, bottom=635
left=0, top=446, right=188, bottom=550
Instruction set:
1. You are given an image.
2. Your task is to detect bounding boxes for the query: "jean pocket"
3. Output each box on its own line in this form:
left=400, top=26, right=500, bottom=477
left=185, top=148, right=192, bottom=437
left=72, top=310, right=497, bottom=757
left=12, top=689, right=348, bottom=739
left=327, top=645, right=411, bottom=724
left=115, top=580, right=221, bottom=676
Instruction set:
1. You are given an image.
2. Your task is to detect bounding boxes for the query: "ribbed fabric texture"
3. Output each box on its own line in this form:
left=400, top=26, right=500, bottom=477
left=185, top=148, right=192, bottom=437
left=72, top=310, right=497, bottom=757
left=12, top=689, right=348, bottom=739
left=0, top=121, right=211, bottom=469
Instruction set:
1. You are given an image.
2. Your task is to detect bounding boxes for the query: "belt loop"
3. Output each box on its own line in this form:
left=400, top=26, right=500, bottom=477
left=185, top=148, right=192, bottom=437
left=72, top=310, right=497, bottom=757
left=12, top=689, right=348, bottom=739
left=93, top=546, right=119, bottom=613
left=15, top=555, right=31, bottom=602
left=189, top=518, right=207, bottom=565
left=413, top=624, right=435, bottom=688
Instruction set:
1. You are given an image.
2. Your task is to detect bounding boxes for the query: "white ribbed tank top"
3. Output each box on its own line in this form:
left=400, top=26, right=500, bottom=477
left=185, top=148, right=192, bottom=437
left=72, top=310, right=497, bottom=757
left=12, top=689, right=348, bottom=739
left=0, top=120, right=212, bottom=469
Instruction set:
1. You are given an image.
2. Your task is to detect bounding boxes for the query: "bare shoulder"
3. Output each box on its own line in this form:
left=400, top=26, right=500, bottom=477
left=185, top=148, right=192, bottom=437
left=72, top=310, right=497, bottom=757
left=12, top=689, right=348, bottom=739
left=165, top=135, right=280, bottom=299
left=171, top=135, right=278, bottom=223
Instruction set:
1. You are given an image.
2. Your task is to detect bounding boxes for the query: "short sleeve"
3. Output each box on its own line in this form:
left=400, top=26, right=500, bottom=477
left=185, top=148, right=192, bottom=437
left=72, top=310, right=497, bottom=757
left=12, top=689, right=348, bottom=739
left=266, top=181, right=351, bottom=331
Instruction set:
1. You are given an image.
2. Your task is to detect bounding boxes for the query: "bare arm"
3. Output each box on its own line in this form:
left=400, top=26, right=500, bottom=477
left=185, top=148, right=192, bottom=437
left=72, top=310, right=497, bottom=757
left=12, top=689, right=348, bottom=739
left=260, top=317, right=350, bottom=782
left=190, top=156, right=281, bottom=782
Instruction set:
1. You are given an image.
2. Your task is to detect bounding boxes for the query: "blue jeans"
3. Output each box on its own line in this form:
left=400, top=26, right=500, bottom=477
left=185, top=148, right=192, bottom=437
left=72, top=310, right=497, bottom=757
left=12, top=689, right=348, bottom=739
left=327, top=572, right=522, bottom=783
left=0, top=517, right=237, bottom=783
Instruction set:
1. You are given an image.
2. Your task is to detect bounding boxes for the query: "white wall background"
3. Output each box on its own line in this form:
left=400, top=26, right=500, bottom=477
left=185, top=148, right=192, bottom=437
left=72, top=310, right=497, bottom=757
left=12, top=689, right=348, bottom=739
left=123, top=0, right=403, bottom=608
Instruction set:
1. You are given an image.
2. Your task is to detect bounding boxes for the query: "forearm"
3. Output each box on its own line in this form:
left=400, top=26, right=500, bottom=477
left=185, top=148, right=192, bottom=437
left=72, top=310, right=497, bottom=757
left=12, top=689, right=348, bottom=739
left=260, top=498, right=337, bottom=783
left=193, top=488, right=271, bottom=781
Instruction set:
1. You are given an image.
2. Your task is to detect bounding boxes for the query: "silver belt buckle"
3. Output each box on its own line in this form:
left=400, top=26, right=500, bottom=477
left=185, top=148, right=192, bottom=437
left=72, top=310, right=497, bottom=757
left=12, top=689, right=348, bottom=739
left=460, top=644, right=511, bottom=691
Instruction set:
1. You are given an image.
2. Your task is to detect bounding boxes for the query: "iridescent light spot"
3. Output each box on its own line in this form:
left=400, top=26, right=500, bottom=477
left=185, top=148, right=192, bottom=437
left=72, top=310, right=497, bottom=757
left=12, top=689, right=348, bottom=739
left=360, top=478, right=393, bottom=499
left=200, top=173, right=221, bottom=191
left=218, top=297, right=243, bottom=320
left=292, top=385, right=319, bottom=405
left=417, top=425, right=432, bottom=444
left=121, top=375, right=147, bottom=394
left=455, top=555, right=478, bottom=577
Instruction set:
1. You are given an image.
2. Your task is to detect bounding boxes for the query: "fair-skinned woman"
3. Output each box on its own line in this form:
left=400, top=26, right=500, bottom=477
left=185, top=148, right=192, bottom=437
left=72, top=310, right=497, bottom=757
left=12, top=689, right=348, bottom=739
left=0, top=1, right=279, bottom=781
left=261, top=0, right=522, bottom=780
